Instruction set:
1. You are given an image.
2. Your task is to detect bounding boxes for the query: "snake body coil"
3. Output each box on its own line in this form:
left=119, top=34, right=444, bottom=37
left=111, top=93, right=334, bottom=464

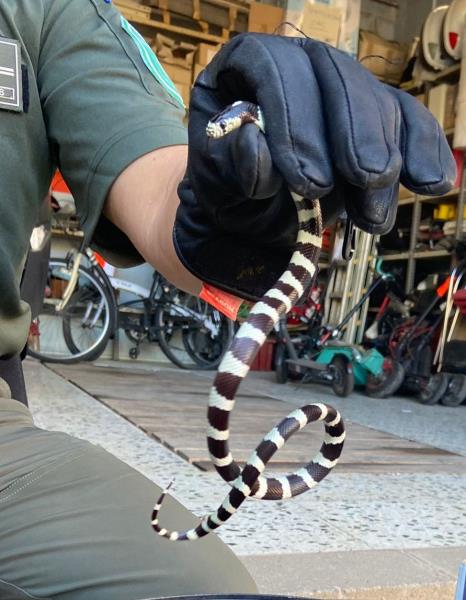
left=152, top=101, right=345, bottom=541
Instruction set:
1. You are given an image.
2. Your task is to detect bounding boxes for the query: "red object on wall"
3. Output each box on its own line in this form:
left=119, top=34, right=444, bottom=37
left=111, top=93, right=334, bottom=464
left=449, top=31, right=459, bottom=50
left=453, top=149, right=464, bottom=188
left=250, top=339, right=276, bottom=371
left=453, top=289, right=466, bottom=315
left=322, top=228, right=332, bottom=252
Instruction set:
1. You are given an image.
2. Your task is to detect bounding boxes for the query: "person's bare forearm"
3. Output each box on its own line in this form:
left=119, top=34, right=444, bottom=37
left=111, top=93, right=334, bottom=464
left=104, top=145, right=202, bottom=295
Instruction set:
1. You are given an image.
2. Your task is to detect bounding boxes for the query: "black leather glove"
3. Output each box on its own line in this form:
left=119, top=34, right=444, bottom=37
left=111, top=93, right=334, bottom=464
left=174, top=33, right=456, bottom=301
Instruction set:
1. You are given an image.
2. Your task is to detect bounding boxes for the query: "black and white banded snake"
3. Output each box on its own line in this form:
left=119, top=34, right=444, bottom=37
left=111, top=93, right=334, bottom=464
left=152, top=101, right=346, bottom=541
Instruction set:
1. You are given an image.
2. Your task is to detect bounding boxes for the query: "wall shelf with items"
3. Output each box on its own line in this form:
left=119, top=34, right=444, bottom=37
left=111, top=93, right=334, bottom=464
left=379, top=169, right=465, bottom=293
left=400, top=64, right=461, bottom=93
left=377, top=52, right=465, bottom=295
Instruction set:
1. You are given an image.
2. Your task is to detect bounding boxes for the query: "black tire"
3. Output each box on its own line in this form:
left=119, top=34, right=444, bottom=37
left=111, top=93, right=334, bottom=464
left=154, top=294, right=233, bottom=369
left=182, top=300, right=234, bottom=369
left=440, top=373, right=466, bottom=407
left=418, top=372, right=450, bottom=405
left=330, top=354, right=354, bottom=397
left=366, top=358, right=405, bottom=399
left=28, top=259, right=115, bottom=364
left=274, top=343, right=289, bottom=384
left=400, top=346, right=433, bottom=395
left=129, top=347, right=140, bottom=360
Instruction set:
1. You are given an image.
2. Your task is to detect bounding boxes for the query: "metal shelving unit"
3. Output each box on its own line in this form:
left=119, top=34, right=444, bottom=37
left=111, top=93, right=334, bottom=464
left=378, top=60, right=465, bottom=293
left=379, top=171, right=465, bottom=293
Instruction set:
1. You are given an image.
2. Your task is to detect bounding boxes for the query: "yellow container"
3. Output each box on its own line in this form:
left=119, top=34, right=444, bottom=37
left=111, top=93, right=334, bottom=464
left=434, top=204, right=457, bottom=220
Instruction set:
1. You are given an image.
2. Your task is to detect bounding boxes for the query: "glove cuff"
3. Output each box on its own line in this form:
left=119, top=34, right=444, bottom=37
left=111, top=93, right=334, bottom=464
left=173, top=223, right=293, bottom=302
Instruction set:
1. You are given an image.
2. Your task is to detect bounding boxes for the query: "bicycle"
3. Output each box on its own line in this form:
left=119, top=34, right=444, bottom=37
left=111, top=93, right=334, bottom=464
left=28, top=246, right=234, bottom=369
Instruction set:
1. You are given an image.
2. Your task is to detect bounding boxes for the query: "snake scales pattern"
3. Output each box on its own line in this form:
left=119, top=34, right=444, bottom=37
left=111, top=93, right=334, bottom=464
left=151, top=101, right=346, bottom=541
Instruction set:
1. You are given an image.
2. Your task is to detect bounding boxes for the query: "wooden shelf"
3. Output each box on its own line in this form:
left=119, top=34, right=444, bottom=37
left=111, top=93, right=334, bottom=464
left=380, top=252, right=410, bottom=261
left=400, top=64, right=461, bottom=93
left=413, top=249, right=450, bottom=259
left=398, top=188, right=460, bottom=206
left=398, top=196, right=415, bottom=206
left=51, top=228, right=83, bottom=239
left=380, top=249, right=450, bottom=261
left=418, top=188, right=460, bottom=203
left=119, top=9, right=229, bottom=43
left=399, top=80, right=424, bottom=93
left=433, top=63, right=461, bottom=81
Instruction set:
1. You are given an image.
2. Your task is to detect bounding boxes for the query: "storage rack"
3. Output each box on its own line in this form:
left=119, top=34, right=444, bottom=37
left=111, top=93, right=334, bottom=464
left=381, top=182, right=465, bottom=292
left=379, top=63, right=465, bottom=293
left=115, top=0, right=250, bottom=45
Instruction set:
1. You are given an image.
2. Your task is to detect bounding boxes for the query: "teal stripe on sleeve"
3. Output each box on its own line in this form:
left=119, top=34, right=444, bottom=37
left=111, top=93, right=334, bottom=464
left=120, top=16, right=185, bottom=109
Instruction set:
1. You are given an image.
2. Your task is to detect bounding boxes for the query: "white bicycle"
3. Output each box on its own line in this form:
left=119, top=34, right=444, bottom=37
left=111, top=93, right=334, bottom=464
left=28, top=246, right=234, bottom=369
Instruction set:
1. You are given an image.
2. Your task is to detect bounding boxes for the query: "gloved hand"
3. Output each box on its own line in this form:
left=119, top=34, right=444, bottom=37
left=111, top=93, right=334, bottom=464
left=174, top=33, right=456, bottom=301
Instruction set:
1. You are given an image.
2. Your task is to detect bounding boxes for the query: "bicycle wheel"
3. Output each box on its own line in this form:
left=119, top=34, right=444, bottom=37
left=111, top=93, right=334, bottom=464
left=154, top=292, right=232, bottom=369
left=28, top=259, right=115, bottom=363
left=182, top=298, right=234, bottom=369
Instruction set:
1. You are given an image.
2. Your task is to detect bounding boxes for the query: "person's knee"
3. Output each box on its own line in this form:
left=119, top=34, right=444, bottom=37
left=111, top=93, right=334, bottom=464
left=177, top=537, right=258, bottom=595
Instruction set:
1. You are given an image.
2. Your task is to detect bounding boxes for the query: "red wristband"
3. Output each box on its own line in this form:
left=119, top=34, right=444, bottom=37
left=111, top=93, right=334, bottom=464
left=199, top=283, right=243, bottom=321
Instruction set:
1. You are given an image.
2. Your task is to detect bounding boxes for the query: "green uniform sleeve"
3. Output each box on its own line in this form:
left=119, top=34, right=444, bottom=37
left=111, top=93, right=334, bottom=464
left=39, top=0, right=188, bottom=266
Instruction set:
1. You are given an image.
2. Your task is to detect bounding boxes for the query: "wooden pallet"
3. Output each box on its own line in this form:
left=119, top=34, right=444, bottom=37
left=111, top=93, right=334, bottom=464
left=49, top=363, right=466, bottom=475
left=143, top=0, right=248, bottom=35
left=115, top=0, right=239, bottom=44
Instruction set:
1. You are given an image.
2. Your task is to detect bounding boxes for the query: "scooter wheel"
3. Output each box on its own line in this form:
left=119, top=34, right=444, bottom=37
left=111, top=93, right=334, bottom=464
left=274, top=343, right=289, bottom=384
left=330, top=354, right=354, bottom=397
left=129, top=347, right=140, bottom=360
left=366, top=358, right=405, bottom=399
left=418, top=372, right=449, bottom=405
left=440, top=373, right=466, bottom=406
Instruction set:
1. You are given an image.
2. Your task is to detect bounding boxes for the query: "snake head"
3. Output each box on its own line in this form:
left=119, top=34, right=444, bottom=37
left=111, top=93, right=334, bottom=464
left=206, top=117, right=242, bottom=138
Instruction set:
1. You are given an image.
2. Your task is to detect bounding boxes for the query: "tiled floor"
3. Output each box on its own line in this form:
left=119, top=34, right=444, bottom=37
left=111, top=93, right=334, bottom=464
left=24, top=359, right=466, bottom=557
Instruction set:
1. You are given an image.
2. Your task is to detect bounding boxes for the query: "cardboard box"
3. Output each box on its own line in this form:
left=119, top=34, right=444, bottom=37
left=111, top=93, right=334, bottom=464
left=445, top=85, right=459, bottom=130
left=428, top=84, right=458, bottom=131
left=248, top=2, right=284, bottom=34
left=193, top=62, right=204, bottom=82
left=192, top=42, right=219, bottom=85
left=358, top=30, right=409, bottom=84
left=197, top=42, right=220, bottom=66
left=161, top=62, right=192, bottom=86
left=300, top=2, right=342, bottom=47
left=399, top=184, right=413, bottom=200
left=175, top=81, right=190, bottom=106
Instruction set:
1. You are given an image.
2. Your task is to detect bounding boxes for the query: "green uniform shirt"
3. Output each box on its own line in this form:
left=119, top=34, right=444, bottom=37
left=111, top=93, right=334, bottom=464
left=0, top=0, right=188, bottom=358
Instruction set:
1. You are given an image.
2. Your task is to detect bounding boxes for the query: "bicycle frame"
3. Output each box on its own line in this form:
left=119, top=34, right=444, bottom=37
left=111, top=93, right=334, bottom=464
left=59, top=247, right=224, bottom=346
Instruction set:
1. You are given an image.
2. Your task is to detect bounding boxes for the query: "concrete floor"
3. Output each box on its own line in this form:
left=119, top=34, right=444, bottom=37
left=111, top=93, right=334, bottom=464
left=24, top=358, right=466, bottom=599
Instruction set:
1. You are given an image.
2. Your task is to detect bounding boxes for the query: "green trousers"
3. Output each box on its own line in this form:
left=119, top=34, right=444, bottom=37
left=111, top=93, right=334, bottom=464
left=0, top=397, right=257, bottom=599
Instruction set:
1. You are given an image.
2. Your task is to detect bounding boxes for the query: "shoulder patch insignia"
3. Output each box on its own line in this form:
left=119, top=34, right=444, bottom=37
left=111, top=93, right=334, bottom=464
left=0, top=37, right=22, bottom=112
